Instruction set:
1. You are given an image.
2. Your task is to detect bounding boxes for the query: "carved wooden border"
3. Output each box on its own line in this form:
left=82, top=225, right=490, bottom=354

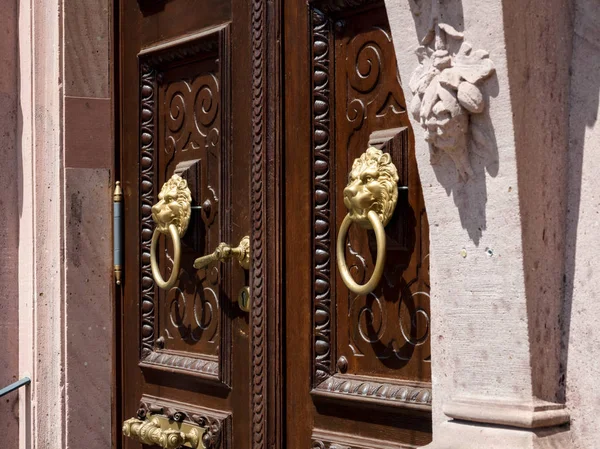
left=309, top=3, right=432, bottom=410
left=251, top=0, right=283, bottom=447
left=251, top=0, right=268, bottom=446
left=312, top=374, right=431, bottom=410
left=311, top=429, right=418, bottom=449
left=137, top=395, right=232, bottom=449
left=311, top=6, right=334, bottom=387
left=137, top=24, right=231, bottom=384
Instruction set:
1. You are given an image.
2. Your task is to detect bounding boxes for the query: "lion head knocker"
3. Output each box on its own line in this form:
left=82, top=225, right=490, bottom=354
left=343, top=147, right=399, bottom=228
left=150, top=174, right=192, bottom=290
left=337, top=147, right=399, bottom=296
left=151, top=175, right=192, bottom=235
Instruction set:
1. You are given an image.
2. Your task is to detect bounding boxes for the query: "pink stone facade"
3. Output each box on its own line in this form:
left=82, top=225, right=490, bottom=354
left=13, top=0, right=113, bottom=448
left=0, top=0, right=597, bottom=448
left=1, top=0, right=20, bottom=445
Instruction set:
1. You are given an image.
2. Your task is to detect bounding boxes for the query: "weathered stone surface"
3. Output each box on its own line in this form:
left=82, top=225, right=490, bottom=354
left=385, top=0, right=578, bottom=447
left=564, top=1, right=600, bottom=448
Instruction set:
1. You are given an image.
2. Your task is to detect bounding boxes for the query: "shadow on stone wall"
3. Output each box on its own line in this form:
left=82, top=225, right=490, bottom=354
left=561, top=0, right=600, bottom=430
left=501, top=0, right=575, bottom=406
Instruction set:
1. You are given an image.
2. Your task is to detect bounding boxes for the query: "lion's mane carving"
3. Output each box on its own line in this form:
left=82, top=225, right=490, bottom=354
left=151, top=174, right=192, bottom=235
left=343, top=147, right=399, bottom=227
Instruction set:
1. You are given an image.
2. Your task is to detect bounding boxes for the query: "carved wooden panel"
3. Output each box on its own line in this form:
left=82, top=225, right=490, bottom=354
left=137, top=24, right=232, bottom=384
left=310, top=2, right=431, bottom=409
left=311, top=429, right=418, bottom=449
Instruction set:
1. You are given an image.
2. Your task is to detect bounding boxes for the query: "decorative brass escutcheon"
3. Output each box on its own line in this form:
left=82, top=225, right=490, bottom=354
left=193, top=235, right=250, bottom=271
left=123, top=414, right=204, bottom=449
left=150, top=174, right=192, bottom=290
left=238, top=286, right=251, bottom=312
left=336, top=147, right=399, bottom=295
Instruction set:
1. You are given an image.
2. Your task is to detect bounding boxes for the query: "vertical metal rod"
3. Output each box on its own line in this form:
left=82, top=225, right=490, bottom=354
left=114, top=181, right=123, bottom=285
left=0, top=377, right=31, bottom=398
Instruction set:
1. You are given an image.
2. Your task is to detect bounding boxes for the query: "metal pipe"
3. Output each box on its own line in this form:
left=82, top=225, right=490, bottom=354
left=114, top=181, right=123, bottom=285
left=0, top=377, right=31, bottom=398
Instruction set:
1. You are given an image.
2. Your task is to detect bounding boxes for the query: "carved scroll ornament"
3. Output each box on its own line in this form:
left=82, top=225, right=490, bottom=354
left=409, top=20, right=495, bottom=179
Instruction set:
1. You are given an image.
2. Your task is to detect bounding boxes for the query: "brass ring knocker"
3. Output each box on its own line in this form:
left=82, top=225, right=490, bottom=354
left=149, top=174, right=192, bottom=290
left=336, top=147, right=399, bottom=295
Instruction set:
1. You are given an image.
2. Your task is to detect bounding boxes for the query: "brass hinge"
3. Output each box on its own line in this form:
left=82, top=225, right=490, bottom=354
left=113, top=181, right=123, bottom=285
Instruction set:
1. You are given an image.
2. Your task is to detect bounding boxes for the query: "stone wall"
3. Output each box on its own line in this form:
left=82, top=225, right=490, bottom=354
left=0, top=0, right=20, bottom=445
left=385, top=0, right=600, bottom=448
left=564, top=0, right=600, bottom=447
left=17, top=0, right=113, bottom=447
left=5, top=0, right=600, bottom=447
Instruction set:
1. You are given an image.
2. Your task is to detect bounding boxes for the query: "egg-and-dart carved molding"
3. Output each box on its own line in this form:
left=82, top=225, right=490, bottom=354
left=309, top=4, right=432, bottom=411
left=312, top=428, right=419, bottom=449
left=137, top=24, right=230, bottom=385
left=313, top=374, right=432, bottom=410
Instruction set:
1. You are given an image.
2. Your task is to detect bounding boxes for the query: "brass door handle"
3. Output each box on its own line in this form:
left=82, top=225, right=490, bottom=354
left=336, top=147, right=399, bottom=295
left=150, top=175, right=192, bottom=290
left=123, top=415, right=203, bottom=449
left=193, top=236, right=250, bottom=270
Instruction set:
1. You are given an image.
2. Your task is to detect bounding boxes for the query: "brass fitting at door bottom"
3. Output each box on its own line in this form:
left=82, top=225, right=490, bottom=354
left=123, top=414, right=203, bottom=449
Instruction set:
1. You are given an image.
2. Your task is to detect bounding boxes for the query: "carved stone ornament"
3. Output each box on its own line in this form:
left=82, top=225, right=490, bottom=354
left=409, top=19, right=495, bottom=179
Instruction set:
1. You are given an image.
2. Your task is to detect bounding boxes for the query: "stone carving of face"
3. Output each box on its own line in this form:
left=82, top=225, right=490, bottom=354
left=408, top=22, right=495, bottom=180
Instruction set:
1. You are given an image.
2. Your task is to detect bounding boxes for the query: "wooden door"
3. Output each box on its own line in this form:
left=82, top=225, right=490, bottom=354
left=118, top=1, right=431, bottom=448
left=284, top=1, right=432, bottom=448
left=119, top=1, right=256, bottom=448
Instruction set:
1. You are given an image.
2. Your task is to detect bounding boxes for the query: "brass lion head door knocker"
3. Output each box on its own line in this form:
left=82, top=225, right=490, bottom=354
left=336, top=147, right=399, bottom=295
left=150, top=174, right=192, bottom=290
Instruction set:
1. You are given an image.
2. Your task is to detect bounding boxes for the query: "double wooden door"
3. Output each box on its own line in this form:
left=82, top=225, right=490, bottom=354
left=118, top=0, right=431, bottom=448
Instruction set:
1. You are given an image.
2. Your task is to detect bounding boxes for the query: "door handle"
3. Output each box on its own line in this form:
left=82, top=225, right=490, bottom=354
left=150, top=174, right=192, bottom=290
left=193, top=236, right=250, bottom=270
left=122, top=414, right=203, bottom=449
left=336, top=147, right=399, bottom=295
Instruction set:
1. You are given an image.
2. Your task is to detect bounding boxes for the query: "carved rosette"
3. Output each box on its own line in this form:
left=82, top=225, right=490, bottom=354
left=195, top=415, right=222, bottom=449
left=409, top=19, right=495, bottom=179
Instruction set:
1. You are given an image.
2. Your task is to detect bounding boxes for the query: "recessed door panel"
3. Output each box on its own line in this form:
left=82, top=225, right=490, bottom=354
left=330, top=6, right=431, bottom=387
left=138, top=25, right=231, bottom=383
